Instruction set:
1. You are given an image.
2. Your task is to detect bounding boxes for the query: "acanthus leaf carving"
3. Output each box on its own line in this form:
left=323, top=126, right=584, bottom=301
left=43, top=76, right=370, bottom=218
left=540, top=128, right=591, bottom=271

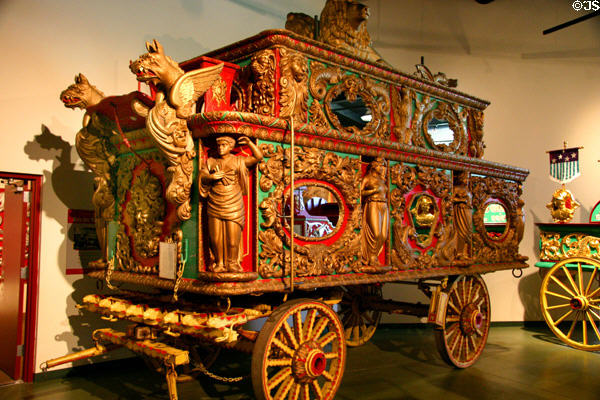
left=279, top=48, right=309, bottom=124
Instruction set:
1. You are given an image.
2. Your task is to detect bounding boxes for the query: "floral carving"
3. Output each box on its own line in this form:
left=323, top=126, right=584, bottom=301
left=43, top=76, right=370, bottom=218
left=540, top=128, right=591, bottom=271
left=391, top=86, right=414, bottom=145
left=279, top=49, right=309, bottom=123
left=468, top=109, right=485, bottom=158
left=540, top=233, right=600, bottom=261
left=257, top=144, right=361, bottom=278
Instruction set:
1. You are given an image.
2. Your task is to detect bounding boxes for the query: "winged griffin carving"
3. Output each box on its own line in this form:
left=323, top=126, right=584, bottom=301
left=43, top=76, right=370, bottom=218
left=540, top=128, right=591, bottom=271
left=129, top=40, right=223, bottom=221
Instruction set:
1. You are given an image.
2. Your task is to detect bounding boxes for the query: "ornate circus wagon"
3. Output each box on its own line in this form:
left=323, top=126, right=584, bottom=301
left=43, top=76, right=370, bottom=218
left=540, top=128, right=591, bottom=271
left=45, top=1, right=528, bottom=399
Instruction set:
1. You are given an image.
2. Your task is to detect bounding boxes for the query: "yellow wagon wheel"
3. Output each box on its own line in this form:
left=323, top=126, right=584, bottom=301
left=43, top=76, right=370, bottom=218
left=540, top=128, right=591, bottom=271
left=339, top=285, right=382, bottom=347
left=540, top=257, right=600, bottom=351
left=434, top=274, right=491, bottom=368
left=251, top=299, right=346, bottom=400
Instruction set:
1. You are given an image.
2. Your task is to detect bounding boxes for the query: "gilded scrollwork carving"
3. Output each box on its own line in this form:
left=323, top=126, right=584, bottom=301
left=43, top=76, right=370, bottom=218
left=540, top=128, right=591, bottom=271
left=125, top=169, right=165, bottom=259
left=279, top=49, right=309, bottom=123
left=246, top=49, right=276, bottom=116
left=60, top=73, right=115, bottom=267
left=129, top=39, right=223, bottom=221
left=540, top=232, right=600, bottom=261
left=389, top=163, right=452, bottom=270
left=467, top=109, right=485, bottom=158
left=257, top=144, right=361, bottom=278
left=115, top=151, right=168, bottom=274
left=471, top=176, right=525, bottom=262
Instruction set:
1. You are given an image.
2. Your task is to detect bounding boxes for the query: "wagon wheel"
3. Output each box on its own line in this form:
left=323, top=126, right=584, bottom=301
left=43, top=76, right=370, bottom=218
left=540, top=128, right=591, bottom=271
left=434, top=274, right=490, bottom=368
left=339, top=285, right=382, bottom=347
left=540, top=257, right=600, bottom=351
left=251, top=299, right=346, bottom=400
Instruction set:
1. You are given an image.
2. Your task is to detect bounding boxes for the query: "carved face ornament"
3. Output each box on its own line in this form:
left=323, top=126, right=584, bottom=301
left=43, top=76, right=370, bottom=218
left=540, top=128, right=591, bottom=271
left=129, top=40, right=174, bottom=87
left=60, top=73, right=95, bottom=109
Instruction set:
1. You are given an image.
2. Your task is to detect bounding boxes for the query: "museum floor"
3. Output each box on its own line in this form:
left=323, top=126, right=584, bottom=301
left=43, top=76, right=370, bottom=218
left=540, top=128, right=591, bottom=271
left=1, top=324, right=598, bottom=399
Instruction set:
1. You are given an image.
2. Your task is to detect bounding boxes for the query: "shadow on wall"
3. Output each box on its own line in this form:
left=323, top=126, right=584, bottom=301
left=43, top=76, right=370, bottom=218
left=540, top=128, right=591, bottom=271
left=23, top=125, right=120, bottom=359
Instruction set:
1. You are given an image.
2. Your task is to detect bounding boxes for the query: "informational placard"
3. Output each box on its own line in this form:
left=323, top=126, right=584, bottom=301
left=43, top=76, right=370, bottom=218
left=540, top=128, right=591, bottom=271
left=66, top=209, right=101, bottom=274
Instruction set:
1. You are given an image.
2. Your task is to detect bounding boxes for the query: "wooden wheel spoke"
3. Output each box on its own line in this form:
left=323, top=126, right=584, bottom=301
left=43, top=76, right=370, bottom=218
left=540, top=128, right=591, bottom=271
left=302, top=383, right=310, bottom=400
left=362, top=312, right=376, bottom=325
left=324, top=352, right=338, bottom=359
left=288, top=383, right=301, bottom=400
left=590, top=304, right=600, bottom=312
left=293, top=312, right=304, bottom=343
left=267, top=367, right=292, bottom=390
left=448, top=299, right=461, bottom=315
left=550, top=275, right=577, bottom=298
left=282, top=320, right=299, bottom=349
left=272, top=338, right=296, bottom=358
left=546, top=303, right=572, bottom=310
left=312, top=317, right=329, bottom=341
left=545, top=290, right=572, bottom=301
left=268, top=358, right=293, bottom=367
left=566, top=316, right=578, bottom=339
left=588, top=286, right=600, bottom=300
left=274, top=376, right=294, bottom=400
left=465, top=279, right=474, bottom=306
left=303, top=309, right=317, bottom=343
left=585, top=266, right=598, bottom=296
left=310, top=380, right=323, bottom=400
left=553, top=309, right=573, bottom=325
left=322, top=370, right=334, bottom=382
left=583, top=319, right=588, bottom=346
left=561, top=266, right=580, bottom=296
left=317, top=331, right=337, bottom=348
left=446, top=316, right=460, bottom=323
left=586, top=311, right=600, bottom=342
left=578, top=263, right=584, bottom=295
left=589, top=308, right=600, bottom=321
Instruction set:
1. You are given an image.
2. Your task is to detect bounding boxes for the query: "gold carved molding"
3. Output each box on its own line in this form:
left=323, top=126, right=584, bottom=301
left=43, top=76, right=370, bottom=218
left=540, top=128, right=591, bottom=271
left=540, top=232, right=600, bottom=261
left=257, top=144, right=361, bottom=278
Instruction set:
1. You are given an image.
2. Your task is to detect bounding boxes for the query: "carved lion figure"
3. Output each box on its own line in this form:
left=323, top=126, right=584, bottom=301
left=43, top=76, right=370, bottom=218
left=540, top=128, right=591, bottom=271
left=319, top=0, right=382, bottom=63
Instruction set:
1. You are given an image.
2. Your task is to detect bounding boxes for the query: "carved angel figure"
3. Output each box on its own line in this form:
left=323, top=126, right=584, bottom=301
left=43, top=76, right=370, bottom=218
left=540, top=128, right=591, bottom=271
left=129, top=39, right=224, bottom=221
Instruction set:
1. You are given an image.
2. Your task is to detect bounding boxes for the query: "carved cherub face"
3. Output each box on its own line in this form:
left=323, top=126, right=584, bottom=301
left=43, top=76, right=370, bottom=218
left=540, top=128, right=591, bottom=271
left=129, top=39, right=178, bottom=87
left=60, top=73, right=101, bottom=109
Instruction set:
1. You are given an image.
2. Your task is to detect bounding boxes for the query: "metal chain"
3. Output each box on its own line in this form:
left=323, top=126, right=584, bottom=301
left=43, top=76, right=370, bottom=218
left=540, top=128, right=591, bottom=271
left=193, top=357, right=247, bottom=383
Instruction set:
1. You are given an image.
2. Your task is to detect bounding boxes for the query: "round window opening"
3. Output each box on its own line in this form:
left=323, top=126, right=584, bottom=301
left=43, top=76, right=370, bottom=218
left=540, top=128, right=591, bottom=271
left=483, top=202, right=508, bottom=240
left=282, top=184, right=342, bottom=241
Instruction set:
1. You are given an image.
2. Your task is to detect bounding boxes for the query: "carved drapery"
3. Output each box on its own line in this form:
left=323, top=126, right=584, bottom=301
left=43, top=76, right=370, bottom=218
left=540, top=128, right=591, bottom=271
left=471, top=176, right=525, bottom=262
left=308, top=64, right=390, bottom=139
left=389, top=163, right=452, bottom=270
left=540, top=233, right=600, bottom=261
left=279, top=49, right=309, bottom=124
left=257, top=144, right=361, bottom=278
left=413, top=97, right=468, bottom=155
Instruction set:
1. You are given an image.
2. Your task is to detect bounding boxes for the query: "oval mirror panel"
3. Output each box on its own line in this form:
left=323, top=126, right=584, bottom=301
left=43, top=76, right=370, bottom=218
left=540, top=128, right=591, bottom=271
left=330, top=93, right=369, bottom=129
left=427, top=117, right=454, bottom=146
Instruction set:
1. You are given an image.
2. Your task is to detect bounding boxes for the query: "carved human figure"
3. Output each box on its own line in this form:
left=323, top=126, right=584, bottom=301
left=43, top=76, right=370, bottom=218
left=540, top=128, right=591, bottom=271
left=360, top=158, right=389, bottom=266
left=453, top=172, right=472, bottom=259
left=200, top=136, right=263, bottom=273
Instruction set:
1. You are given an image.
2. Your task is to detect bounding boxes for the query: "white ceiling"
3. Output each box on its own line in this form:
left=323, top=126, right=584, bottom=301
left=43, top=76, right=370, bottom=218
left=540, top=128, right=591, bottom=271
left=363, top=0, right=600, bottom=60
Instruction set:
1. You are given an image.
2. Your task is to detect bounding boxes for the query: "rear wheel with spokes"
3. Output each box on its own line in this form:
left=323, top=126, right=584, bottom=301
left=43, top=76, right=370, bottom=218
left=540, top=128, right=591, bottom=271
left=540, top=257, right=600, bottom=351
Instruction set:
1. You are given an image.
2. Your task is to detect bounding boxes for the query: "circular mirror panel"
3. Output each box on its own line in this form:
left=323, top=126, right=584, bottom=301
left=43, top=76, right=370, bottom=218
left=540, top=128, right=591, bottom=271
left=427, top=117, right=454, bottom=146
left=483, top=202, right=508, bottom=240
left=283, top=184, right=342, bottom=240
left=330, top=93, right=369, bottom=129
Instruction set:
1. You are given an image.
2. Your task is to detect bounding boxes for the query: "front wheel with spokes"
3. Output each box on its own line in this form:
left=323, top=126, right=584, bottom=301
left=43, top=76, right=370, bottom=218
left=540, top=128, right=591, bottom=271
left=540, top=257, right=600, bottom=351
